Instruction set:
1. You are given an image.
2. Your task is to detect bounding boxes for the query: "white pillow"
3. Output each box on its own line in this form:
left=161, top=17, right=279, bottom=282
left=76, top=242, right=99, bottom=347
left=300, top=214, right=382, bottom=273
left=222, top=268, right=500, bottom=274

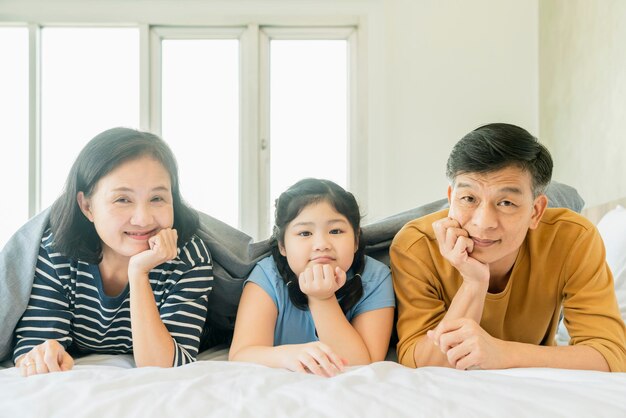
left=597, top=205, right=626, bottom=322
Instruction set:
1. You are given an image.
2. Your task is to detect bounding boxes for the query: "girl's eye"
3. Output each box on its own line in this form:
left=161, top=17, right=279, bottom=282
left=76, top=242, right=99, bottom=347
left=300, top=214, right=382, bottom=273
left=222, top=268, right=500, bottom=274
left=329, top=229, right=343, bottom=235
left=297, top=231, right=312, bottom=237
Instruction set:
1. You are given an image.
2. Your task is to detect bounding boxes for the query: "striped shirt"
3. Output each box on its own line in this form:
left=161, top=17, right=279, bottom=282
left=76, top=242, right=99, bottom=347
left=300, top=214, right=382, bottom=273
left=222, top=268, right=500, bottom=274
left=13, top=230, right=213, bottom=367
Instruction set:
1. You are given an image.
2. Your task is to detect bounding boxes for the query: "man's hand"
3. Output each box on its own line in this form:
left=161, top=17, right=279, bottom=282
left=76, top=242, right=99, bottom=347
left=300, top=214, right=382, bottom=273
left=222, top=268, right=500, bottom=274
left=432, top=217, right=489, bottom=283
left=427, top=318, right=508, bottom=370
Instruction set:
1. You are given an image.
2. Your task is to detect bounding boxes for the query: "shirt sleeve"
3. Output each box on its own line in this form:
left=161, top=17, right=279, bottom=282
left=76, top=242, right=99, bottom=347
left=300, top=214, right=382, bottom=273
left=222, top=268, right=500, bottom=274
left=350, top=260, right=395, bottom=318
left=562, top=226, right=626, bottom=372
left=244, top=263, right=280, bottom=309
left=13, top=243, right=74, bottom=363
left=390, top=232, right=448, bottom=368
left=158, top=237, right=214, bottom=367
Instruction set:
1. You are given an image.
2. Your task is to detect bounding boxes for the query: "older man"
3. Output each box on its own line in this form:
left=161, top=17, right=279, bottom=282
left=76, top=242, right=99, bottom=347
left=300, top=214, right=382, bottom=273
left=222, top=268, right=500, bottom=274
left=391, top=123, right=626, bottom=371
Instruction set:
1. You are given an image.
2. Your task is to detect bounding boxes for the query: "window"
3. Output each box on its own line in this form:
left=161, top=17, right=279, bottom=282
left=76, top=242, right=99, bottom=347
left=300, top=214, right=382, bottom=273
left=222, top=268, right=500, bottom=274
left=0, top=27, right=29, bottom=250
left=266, top=35, right=350, bottom=235
left=152, top=25, right=355, bottom=239
left=0, top=21, right=360, bottom=247
left=41, top=27, right=140, bottom=208
left=160, top=32, right=241, bottom=228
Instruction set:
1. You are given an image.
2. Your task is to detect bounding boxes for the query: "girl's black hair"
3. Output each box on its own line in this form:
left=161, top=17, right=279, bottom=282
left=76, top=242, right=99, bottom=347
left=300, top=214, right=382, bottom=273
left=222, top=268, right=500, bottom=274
left=49, top=127, right=199, bottom=263
left=270, top=178, right=364, bottom=313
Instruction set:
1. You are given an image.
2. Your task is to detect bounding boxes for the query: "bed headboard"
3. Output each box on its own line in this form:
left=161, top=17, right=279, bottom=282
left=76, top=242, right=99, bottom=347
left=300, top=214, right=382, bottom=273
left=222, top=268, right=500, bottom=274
left=582, top=197, right=626, bottom=225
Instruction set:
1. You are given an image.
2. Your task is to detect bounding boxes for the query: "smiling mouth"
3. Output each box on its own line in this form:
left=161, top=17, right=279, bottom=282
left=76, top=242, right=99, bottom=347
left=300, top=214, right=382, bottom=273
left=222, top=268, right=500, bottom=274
left=125, top=229, right=157, bottom=240
left=471, top=237, right=500, bottom=247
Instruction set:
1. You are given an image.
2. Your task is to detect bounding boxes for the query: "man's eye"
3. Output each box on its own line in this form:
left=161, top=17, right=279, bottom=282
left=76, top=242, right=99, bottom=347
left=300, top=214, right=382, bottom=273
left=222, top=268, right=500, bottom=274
left=460, top=196, right=475, bottom=203
left=499, top=200, right=516, bottom=207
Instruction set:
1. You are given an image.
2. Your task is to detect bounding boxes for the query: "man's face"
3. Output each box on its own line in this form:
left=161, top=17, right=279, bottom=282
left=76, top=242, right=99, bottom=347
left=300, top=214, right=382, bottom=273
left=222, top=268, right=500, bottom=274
left=447, top=165, right=547, bottom=274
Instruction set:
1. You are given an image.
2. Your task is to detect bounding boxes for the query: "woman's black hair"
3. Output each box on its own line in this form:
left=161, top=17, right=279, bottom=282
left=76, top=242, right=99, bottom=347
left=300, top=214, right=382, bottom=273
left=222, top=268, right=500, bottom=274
left=270, top=178, right=364, bottom=313
left=49, top=127, right=199, bottom=263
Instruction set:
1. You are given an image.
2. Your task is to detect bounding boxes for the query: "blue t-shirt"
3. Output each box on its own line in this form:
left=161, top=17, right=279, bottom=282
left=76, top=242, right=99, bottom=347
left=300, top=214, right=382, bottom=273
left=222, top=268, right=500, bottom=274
left=245, top=255, right=395, bottom=346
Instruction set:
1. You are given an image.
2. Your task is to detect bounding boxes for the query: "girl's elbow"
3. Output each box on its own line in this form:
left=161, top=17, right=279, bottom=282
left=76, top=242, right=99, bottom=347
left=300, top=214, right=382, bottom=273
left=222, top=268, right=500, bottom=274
left=370, top=354, right=384, bottom=363
left=349, top=352, right=373, bottom=366
left=369, top=345, right=391, bottom=363
left=228, top=347, right=240, bottom=362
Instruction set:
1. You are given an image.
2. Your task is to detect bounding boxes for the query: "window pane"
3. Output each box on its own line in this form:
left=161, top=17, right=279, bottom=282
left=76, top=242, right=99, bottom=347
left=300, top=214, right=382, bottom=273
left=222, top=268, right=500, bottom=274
left=0, top=27, right=28, bottom=250
left=270, top=40, right=348, bottom=219
left=161, top=39, right=240, bottom=227
left=41, top=27, right=140, bottom=209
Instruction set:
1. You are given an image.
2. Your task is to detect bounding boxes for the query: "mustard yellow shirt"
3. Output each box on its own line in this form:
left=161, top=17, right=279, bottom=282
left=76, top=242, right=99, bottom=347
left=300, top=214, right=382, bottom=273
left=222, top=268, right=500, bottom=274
left=390, top=208, right=626, bottom=371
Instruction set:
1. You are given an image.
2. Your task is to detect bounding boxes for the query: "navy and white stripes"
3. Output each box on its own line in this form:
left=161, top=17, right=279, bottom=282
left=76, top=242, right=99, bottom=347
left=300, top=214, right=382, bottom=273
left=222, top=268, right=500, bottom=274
left=13, top=231, right=213, bottom=366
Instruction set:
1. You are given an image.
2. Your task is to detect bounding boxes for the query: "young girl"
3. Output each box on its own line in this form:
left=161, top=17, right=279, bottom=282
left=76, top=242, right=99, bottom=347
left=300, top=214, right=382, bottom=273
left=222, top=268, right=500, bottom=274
left=13, top=127, right=213, bottom=376
left=229, top=178, right=395, bottom=377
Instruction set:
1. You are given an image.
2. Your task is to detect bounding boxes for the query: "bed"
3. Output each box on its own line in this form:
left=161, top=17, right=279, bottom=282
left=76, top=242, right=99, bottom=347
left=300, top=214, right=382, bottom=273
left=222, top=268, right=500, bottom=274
left=1, top=184, right=626, bottom=417
left=1, top=348, right=626, bottom=417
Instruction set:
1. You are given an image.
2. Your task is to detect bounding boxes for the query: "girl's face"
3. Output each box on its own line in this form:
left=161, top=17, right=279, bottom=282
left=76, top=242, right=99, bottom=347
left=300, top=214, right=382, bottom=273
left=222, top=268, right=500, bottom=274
left=279, top=200, right=358, bottom=276
left=77, top=156, right=174, bottom=263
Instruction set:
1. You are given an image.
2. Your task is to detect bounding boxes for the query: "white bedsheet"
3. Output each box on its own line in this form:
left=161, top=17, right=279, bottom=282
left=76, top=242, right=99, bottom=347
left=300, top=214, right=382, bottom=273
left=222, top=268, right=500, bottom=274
left=1, top=349, right=625, bottom=417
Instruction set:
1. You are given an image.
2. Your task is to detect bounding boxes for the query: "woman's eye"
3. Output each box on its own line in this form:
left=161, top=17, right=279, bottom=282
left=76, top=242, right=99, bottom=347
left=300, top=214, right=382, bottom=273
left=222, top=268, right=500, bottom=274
left=151, top=196, right=164, bottom=202
left=115, top=197, right=130, bottom=204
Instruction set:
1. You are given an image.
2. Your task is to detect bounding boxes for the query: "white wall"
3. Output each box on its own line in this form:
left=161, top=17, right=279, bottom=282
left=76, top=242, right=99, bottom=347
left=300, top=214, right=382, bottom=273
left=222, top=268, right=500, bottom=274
left=539, top=0, right=626, bottom=209
left=0, top=0, right=540, bottom=224
left=374, top=0, right=539, bottom=221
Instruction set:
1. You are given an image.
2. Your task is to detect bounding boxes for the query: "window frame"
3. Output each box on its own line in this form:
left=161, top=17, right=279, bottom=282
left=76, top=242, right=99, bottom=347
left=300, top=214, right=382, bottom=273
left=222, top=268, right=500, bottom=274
left=149, top=26, right=248, bottom=230
left=1, top=12, right=369, bottom=242
left=259, top=26, right=358, bottom=238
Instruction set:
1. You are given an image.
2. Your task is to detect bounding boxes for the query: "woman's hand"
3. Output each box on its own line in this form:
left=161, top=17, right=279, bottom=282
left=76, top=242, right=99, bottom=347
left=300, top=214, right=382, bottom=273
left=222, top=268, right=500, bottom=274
left=298, top=264, right=347, bottom=301
left=280, top=341, right=347, bottom=377
left=128, top=228, right=178, bottom=278
left=16, top=340, right=74, bottom=377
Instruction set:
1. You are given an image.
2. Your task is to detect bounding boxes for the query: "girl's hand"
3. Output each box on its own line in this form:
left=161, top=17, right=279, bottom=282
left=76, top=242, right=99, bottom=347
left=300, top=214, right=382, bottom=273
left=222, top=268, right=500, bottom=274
left=17, top=340, right=74, bottom=377
left=128, top=228, right=178, bottom=278
left=281, top=341, right=347, bottom=377
left=298, top=264, right=347, bottom=301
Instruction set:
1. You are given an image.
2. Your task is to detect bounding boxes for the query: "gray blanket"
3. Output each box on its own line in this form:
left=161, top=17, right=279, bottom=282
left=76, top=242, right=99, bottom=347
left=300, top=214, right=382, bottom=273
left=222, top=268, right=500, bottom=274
left=0, top=181, right=584, bottom=361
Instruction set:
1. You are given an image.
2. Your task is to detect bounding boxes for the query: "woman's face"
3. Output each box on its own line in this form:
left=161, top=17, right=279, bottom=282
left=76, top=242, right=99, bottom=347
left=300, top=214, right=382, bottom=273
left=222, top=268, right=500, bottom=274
left=77, top=156, right=174, bottom=263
